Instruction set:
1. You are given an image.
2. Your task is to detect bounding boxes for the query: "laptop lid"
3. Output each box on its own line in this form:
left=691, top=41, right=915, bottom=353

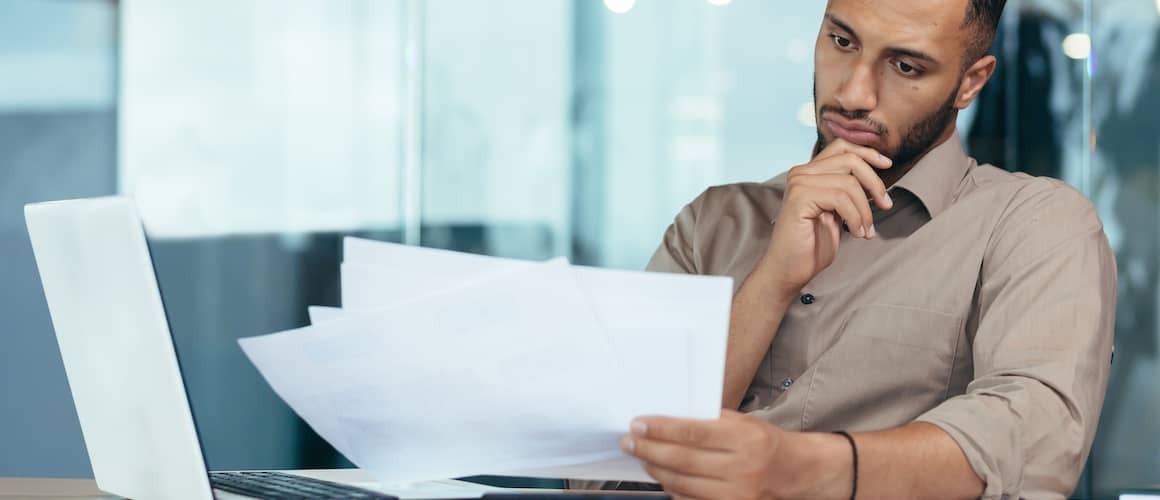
left=25, top=196, right=214, bottom=500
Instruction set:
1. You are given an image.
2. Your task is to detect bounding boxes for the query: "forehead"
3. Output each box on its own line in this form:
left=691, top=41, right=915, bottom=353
left=824, top=0, right=970, bottom=56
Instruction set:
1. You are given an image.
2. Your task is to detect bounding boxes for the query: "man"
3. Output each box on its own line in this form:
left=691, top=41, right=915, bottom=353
left=575, top=0, right=1116, bottom=498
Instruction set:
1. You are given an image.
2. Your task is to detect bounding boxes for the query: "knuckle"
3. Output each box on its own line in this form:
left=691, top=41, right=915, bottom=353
left=786, top=181, right=809, bottom=198
left=745, top=423, right=770, bottom=444
left=633, top=439, right=652, bottom=459
left=682, top=425, right=704, bottom=444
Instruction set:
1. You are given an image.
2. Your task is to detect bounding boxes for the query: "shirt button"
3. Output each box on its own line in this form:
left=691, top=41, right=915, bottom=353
left=781, top=377, right=794, bottom=389
left=800, top=293, right=816, bottom=305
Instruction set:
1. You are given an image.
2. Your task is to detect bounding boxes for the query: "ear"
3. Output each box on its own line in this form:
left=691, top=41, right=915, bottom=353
left=954, top=55, right=997, bottom=109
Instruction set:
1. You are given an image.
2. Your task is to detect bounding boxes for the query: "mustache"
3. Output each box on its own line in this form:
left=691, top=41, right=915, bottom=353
left=818, top=105, right=888, bottom=136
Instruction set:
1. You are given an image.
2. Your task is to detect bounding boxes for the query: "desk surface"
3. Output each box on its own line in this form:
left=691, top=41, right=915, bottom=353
left=0, top=469, right=564, bottom=499
left=0, top=468, right=598, bottom=500
left=5, top=475, right=1157, bottom=499
left=0, top=477, right=115, bottom=498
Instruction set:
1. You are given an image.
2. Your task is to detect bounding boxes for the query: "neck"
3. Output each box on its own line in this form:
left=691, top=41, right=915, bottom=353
left=879, top=124, right=958, bottom=188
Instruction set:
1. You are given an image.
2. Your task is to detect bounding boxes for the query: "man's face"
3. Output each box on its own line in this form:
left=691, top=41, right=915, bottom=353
left=814, top=0, right=975, bottom=168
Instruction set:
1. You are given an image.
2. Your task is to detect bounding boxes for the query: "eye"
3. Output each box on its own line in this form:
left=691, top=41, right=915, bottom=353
left=830, top=34, right=855, bottom=50
left=893, top=59, right=924, bottom=77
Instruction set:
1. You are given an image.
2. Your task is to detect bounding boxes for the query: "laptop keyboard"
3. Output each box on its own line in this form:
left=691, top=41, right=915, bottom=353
left=210, top=471, right=398, bottom=499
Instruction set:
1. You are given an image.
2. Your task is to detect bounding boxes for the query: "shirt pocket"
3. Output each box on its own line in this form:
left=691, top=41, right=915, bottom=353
left=801, top=304, right=964, bottom=431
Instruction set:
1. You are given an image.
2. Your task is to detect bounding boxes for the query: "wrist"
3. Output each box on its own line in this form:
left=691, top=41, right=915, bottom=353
left=781, top=432, right=855, bottom=500
left=748, top=256, right=804, bottom=307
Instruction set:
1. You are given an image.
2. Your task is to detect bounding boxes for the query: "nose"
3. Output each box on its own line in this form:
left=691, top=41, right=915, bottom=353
left=834, top=61, right=879, bottom=112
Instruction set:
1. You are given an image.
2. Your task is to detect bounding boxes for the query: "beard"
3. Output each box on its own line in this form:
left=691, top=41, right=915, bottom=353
left=813, top=81, right=960, bottom=170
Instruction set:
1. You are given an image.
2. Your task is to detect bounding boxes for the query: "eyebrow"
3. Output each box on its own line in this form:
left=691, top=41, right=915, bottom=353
left=826, top=14, right=941, bottom=66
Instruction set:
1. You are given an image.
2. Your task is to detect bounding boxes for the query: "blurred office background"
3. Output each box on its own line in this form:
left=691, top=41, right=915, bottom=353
left=0, top=0, right=1156, bottom=497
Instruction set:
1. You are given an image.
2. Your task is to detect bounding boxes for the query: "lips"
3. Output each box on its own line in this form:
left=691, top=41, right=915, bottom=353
left=823, top=116, right=881, bottom=147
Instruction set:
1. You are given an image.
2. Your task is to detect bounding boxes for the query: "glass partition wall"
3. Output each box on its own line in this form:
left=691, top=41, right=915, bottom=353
left=2, top=0, right=1156, bottom=497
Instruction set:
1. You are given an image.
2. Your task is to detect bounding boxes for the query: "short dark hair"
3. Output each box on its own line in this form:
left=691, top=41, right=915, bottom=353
left=962, top=0, right=1007, bottom=65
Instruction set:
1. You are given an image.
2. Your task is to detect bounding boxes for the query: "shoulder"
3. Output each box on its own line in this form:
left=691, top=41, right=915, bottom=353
left=965, top=164, right=1105, bottom=265
left=968, top=165, right=1101, bottom=231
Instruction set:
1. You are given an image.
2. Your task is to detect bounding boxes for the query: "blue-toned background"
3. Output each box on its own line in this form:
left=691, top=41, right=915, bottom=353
left=0, top=1, right=1155, bottom=497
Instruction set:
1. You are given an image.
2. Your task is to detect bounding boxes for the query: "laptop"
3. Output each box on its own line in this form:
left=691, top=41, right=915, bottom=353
left=26, top=197, right=661, bottom=500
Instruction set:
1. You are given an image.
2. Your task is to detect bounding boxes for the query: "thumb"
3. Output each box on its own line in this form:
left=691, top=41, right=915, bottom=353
left=720, top=409, right=745, bottom=419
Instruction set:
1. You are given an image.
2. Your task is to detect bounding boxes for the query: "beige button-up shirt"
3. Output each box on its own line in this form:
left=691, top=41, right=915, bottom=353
left=642, top=135, right=1116, bottom=499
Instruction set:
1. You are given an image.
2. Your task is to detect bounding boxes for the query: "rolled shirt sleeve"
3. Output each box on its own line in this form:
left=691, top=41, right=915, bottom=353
left=915, top=182, right=1117, bottom=499
left=645, top=190, right=704, bottom=274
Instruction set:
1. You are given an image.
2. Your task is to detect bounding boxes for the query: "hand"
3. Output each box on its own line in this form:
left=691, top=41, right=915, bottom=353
left=621, top=410, right=851, bottom=500
left=763, top=139, right=895, bottom=297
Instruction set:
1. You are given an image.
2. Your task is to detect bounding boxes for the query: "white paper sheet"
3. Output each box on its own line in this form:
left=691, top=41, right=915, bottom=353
left=241, top=238, right=733, bottom=484
left=340, top=238, right=535, bottom=311
left=340, top=237, right=732, bottom=417
left=242, top=261, right=665, bottom=483
left=307, top=305, right=342, bottom=324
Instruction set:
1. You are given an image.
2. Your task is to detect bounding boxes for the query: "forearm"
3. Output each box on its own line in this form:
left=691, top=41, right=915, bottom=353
left=797, top=422, right=985, bottom=499
left=721, top=259, right=794, bottom=410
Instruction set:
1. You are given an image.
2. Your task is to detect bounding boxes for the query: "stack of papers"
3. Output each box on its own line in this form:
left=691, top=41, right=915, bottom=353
left=238, top=237, right=733, bottom=485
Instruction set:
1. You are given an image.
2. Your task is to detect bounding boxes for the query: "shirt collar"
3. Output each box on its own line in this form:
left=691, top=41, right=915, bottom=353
left=889, top=134, right=974, bottom=219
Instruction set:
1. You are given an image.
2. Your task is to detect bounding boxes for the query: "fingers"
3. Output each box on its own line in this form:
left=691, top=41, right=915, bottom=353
left=622, top=433, right=734, bottom=473
left=817, top=188, right=870, bottom=239
left=641, top=463, right=730, bottom=500
left=798, top=152, right=893, bottom=211
left=817, top=212, right=842, bottom=261
left=629, top=416, right=739, bottom=450
left=786, top=175, right=875, bottom=239
left=814, top=138, right=893, bottom=170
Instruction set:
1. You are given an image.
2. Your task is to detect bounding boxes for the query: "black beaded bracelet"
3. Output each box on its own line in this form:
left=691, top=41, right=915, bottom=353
left=833, top=431, right=859, bottom=500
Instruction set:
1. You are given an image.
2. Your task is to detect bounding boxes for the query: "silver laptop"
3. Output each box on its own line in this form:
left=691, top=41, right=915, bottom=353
left=24, top=197, right=495, bottom=500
